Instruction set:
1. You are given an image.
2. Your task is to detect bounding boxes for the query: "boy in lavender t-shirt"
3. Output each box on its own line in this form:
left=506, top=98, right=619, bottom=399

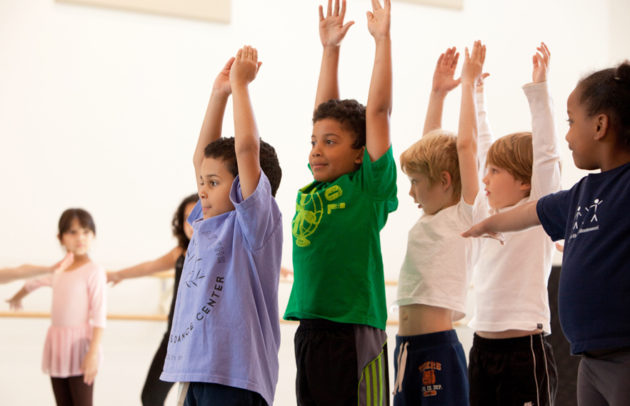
left=160, top=46, right=283, bottom=406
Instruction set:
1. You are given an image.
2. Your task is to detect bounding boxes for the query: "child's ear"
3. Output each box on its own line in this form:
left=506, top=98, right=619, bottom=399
left=440, top=171, right=453, bottom=190
left=354, top=147, right=365, bottom=165
left=519, top=182, right=532, bottom=194
left=594, top=114, right=610, bottom=141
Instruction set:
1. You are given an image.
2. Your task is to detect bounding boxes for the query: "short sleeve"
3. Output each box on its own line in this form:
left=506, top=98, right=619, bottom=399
left=87, top=266, right=107, bottom=328
left=358, top=146, right=398, bottom=204
left=536, top=190, right=572, bottom=241
left=231, top=173, right=282, bottom=251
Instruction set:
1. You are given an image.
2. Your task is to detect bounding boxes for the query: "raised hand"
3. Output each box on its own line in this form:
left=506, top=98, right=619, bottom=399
left=319, top=0, right=354, bottom=47
left=532, top=42, right=550, bottom=83
left=461, top=40, right=486, bottom=86
left=366, top=0, right=391, bottom=41
left=432, top=47, right=461, bottom=95
left=229, top=46, right=261, bottom=88
left=212, top=57, right=235, bottom=96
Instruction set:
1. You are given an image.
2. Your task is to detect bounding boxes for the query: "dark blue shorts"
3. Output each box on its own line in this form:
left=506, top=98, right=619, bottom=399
left=184, top=382, right=266, bottom=406
left=393, top=330, right=468, bottom=406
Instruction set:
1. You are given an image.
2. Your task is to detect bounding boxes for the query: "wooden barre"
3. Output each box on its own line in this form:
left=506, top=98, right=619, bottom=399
left=0, top=311, right=409, bottom=326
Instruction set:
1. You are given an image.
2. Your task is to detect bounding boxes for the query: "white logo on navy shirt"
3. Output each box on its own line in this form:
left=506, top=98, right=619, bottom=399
left=569, top=198, right=602, bottom=240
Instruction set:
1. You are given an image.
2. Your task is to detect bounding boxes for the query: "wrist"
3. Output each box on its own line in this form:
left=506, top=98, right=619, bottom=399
left=430, top=89, right=449, bottom=98
left=372, top=35, right=391, bottom=44
left=210, top=88, right=230, bottom=99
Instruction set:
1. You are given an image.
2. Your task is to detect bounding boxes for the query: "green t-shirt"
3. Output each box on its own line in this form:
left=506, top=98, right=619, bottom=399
left=284, top=147, right=398, bottom=330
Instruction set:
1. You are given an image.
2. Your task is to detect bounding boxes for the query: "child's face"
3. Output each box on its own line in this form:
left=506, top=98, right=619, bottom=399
left=198, top=157, right=236, bottom=220
left=482, top=164, right=531, bottom=209
left=183, top=202, right=196, bottom=239
left=407, top=171, right=446, bottom=215
left=59, top=218, right=94, bottom=256
left=310, top=118, right=364, bottom=182
left=566, top=88, right=599, bottom=170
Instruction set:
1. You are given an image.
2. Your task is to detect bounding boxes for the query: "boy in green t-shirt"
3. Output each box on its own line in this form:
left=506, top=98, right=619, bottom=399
left=283, top=0, right=397, bottom=404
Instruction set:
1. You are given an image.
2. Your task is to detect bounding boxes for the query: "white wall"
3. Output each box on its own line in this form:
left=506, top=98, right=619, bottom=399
left=1, top=0, right=629, bottom=404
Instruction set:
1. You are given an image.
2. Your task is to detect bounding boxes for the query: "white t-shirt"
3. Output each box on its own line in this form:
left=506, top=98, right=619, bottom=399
left=396, top=199, right=474, bottom=321
left=469, top=81, right=561, bottom=333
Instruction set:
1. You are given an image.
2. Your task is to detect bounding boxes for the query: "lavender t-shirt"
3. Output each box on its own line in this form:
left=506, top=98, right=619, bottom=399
left=161, top=173, right=282, bottom=405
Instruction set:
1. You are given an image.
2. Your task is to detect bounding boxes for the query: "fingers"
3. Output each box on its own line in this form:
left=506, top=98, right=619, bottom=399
left=333, top=0, right=340, bottom=16
left=318, top=5, right=324, bottom=21
left=326, top=0, right=332, bottom=17
left=341, top=21, right=354, bottom=37
left=223, top=56, right=236, bottom=72
left=371, top=0, right=382, bottom=11
left=340, top=0, right=347, bottom=19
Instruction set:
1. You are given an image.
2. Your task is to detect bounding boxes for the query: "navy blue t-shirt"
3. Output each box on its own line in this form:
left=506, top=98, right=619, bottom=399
left=537, top=161, right=630, bottom=354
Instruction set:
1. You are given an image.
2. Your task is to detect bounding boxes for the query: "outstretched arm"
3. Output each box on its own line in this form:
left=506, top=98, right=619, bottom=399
left=365, top=0, right=392, bottom=160
left=107, top=247, right=182, bottom=285
left=0, top=252, right=73, bottom=285
left=457, top=41, right=485, bottom=204
left=230, top=45, right=263, bottom=200
left=193, top=57, right=235, bottom=177
left=423, top=47, right=461, bottom=135
left=462, top=200, right=540, bottom=239
left=315, top=0, right=354, bottom=110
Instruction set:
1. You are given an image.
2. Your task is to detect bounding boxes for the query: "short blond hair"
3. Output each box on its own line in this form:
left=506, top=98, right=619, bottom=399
left=400, top=130, right=461, bottom=199
left=487, top=132, right=533, bottom=190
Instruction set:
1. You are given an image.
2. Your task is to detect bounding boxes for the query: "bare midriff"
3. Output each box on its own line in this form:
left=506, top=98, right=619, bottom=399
left=476, top=329, right=543, bottom=339
left=398, top=304, right=453, bottom=336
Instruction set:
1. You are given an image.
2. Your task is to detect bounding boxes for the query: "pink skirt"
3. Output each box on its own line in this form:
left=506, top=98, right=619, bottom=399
left=42, top=324, right=101, bottom=378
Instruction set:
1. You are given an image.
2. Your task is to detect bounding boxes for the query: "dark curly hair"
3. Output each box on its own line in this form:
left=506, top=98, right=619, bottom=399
left=203, top=137, right=282, bottom=197
left=313, top=99, right=366, bottom=149
left=58, top=208, right=96, bottom=239
left=577, top=61, right=630, bottom=147
left=171, top=193, right=199, bottom=250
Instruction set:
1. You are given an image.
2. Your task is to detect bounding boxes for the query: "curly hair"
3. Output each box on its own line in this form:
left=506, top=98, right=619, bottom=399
left=203, top=137, right=282, bottom=197
left=577, top=61, right=630, bottom=147
left=171, top=193, right=199, bottom=250
left=58, top=208, right=96, bottom=238
left=313, top=99, right=366, bottom=149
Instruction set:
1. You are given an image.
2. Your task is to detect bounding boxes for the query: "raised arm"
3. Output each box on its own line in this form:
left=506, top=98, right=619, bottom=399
left=457, top=41, right=485, bottom=204
left=315, top=0, right=354, bottom=109
left=423, top=47, right=461, bottom=135
left=107, top=246, right=182, bottom=285
left=475, top=72, right=492, bottom=174
left=462, top=200, right=540, bottom=239
left=230, top=46, right=262, bottom=200
left=365, top=0, right=392, bottom=160
left=193, top=57, right=235, bottom=177
left=526, top=42, right=561, bottom=197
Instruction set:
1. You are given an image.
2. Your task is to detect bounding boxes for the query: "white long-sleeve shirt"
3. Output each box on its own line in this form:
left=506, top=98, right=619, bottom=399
left=470, top=81, right=561, bottom=333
